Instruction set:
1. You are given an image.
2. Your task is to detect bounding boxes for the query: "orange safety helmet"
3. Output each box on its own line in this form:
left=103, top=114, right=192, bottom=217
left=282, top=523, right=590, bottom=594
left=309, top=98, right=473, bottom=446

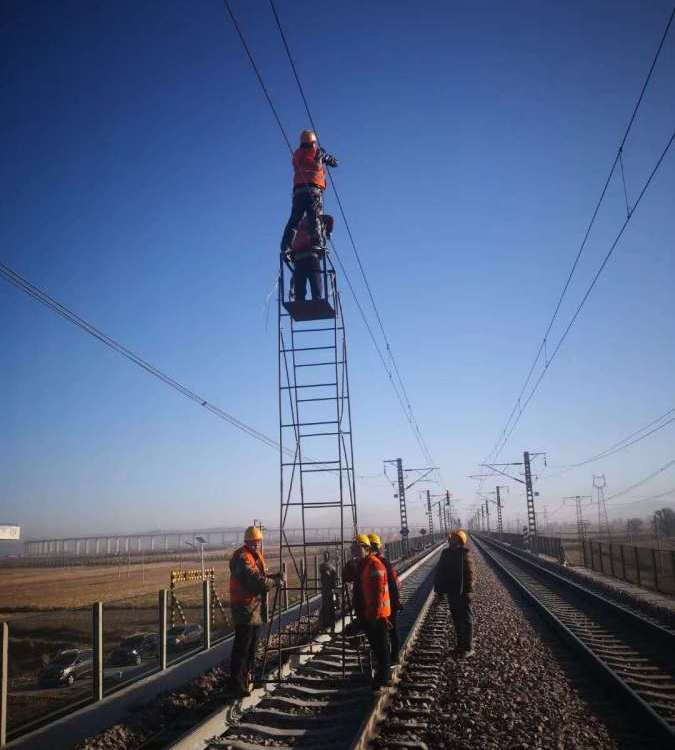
left=300, top=129, right=318, bottom=146
left=244, top=526, right=263, bottom=543
left=449, top=529, right=468, bottom=545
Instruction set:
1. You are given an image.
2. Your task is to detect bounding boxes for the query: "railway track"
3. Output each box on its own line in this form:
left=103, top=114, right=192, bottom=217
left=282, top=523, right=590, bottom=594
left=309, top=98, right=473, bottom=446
left=163, top=544, right=444, bottom=750
left=474, top=534, right=675, bottom=745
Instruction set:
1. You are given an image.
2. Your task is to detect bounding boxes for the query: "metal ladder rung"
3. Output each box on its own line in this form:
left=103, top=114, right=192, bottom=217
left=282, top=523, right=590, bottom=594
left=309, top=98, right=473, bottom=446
left=297, top=396, right=345, bottom=403
left=298, top=430, right=350, bottom=437
left=280, top=345, right=335, bottom=353
left=295, top=361, right=344, bottom=368
left=292, top=326, right=344, bottom=333
left=280, top=383, right=337, bottom=390
left=281, top=460, right=339, bottom=467
left=281, top=420, right=339, bottom=428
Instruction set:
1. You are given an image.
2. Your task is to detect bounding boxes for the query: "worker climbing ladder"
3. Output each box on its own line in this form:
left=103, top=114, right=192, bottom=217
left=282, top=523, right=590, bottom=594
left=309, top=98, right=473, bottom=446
left=262, top=247, right=358, bottom=677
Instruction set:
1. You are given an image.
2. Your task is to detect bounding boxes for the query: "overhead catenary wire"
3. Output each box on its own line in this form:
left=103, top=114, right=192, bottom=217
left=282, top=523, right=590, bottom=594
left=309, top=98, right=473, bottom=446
left=265, top=0, right=440, bottom=475
left=0, top=261, right=286, bottom=454
left=486, top=5, right=675, bottom=461
left=540, top=408, right=675, bottom=480
left=493, top=125, right=675, bottom=456
left=606, top=458, right=675, bottom=502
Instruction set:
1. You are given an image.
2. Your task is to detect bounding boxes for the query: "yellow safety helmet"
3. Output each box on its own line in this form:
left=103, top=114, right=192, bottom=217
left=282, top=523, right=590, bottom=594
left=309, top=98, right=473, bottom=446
left=354, top=533, right=371, bottom=548
left=367, top=533, right=382, bottom=548
left=300, top=129, right=318, bottom=146
left=449, top=529, right=468, bottom=545
left=244, top=526, right=263, bottom=542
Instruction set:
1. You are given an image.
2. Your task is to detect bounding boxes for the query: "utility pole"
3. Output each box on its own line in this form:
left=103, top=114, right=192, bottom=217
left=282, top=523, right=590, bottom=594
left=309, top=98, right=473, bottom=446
left=523, top=451, right=537, bottom=538
left=385, top=459, right=437, bottom=553
left=479, top=451, right=545, bottom=540
left=564, top=496, right=592, bottom=543
left=485, top=497, right=490, bottom=533
left=496, top=485, right=504, bottom=534
left=593, top=475, right=610, bottom=539
left=396, top=458, right=408, bottom=544
left=426, top=490, right=434, bottom=540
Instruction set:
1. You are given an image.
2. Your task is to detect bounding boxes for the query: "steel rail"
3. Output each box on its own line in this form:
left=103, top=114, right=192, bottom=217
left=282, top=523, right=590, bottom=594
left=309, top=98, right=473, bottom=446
left=474, top=535, right=675, bottom=745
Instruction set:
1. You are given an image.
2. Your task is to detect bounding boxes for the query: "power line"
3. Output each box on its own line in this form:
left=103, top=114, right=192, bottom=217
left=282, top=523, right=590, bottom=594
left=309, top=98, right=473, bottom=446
left=266, top=0, right=439, bottom=473
left=606, top=486, right=675, bottom=509
left=606, top=459, right=675, bottom=502
left=0, top=261, right=286, bottom=453
left=493, top=126, right=675, bottom=456
left=541, top=408, right=675, bottom=479
left=487, top=6, right=675, bottom=460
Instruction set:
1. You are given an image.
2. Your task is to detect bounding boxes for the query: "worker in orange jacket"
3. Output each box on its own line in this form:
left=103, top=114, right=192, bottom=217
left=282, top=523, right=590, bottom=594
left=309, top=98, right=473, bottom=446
left=346, top=534, right=392, bottom=689
left=368, top=533, right=402, bottom=664
left=228, top=526, right=282, bottom=696
left=289, top=213, right=334, bottom=301
left=280, top=130, right=338, bottom=255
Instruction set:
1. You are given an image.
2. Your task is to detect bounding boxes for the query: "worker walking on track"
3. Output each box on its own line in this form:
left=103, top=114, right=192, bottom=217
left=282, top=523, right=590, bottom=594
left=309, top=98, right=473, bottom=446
left=344, top=533, right=392, bottom=689
left=228, top=526, right=283, bottom=696
left=434, top=530, right=475, bottom=658
left=368, top=532, right=402, bottom=664
left=280, top=130, right=338, bottom=255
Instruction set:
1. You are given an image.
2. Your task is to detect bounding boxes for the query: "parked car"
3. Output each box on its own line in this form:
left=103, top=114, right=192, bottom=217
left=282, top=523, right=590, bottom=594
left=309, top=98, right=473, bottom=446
left=106, top=633, right=159, bottom=667
left=167, top=623, right=203, bottom=651
left=38, top=649, right=93, bottom=687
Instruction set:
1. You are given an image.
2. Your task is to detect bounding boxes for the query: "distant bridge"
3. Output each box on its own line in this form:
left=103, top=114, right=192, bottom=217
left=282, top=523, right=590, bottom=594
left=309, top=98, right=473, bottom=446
left=22, top=525, right=403, bottom=558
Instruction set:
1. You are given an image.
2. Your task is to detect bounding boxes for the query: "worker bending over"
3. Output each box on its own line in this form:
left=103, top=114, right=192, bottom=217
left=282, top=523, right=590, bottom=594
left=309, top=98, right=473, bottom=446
left=368, top=533, right=402, bottom=664
left=228, top=526, right=282, bottom=696
left=280, top=130, right=338, bottom=255
left=434, top=530, right=475, bottom=658
left=344, top=534, right=392, bottom=689
left=289, top=213, right=334, bottom=302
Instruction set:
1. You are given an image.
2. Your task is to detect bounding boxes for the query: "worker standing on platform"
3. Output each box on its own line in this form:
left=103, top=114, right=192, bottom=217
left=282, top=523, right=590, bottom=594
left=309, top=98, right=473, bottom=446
left=434, top=530, right=475, bottom=658
left=368, top=533, right=402, bottom=664
left=280, top=130, right=338, bottom=255
left=228, top=526, right=282, bottom=696
left=345, top=534, right=392, bottom=689
left=319, top=550, right=338, bottom=631
left=289, top=213, right=334, bottom=302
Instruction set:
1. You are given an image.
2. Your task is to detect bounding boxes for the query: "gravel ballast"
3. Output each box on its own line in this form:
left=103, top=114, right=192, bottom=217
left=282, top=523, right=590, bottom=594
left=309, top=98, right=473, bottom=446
left=425, top=545, right=623, bottom=750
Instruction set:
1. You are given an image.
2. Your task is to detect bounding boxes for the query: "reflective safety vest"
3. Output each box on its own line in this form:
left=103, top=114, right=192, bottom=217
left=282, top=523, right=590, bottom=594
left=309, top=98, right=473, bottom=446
left=292, top=145, right=326, bottom=190
left=360, top=554, right=391, bottom=620
left=229, top=545, right=267, bottom=607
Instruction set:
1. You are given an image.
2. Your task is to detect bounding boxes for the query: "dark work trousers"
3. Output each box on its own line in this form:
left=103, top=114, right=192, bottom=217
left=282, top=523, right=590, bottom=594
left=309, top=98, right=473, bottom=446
left=230, top=624, right=260, bottom=688
left=364, top=619, right=391, bottom=686
left=293, top=254, right=323, bottom=301
left=320, top=587, right=336, bottom=630
left=280, top=186, right=324, bottom=252
left=447, top=595, right=474, bottom=651
left=388, top=610, right=400, bottom=663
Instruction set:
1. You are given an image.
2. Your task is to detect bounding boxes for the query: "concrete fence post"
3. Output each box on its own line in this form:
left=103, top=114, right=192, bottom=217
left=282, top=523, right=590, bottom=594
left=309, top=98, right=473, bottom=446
left=652, top=548, right=659, bottom=592
left=203, top=580, right=211, bottom=650
left=93, top=602, right=103, bottom=701
left=1, top=621, right=8, bottom=747
left=620, top=545, right=627, bottom=581
left=159, top=590, right=168, bottom=670
left=634, top=547, right=641, bottom=587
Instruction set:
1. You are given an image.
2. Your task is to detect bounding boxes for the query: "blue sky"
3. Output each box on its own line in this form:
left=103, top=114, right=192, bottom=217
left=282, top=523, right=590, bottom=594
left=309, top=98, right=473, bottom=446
left=2, top=0, right=674, bottom=540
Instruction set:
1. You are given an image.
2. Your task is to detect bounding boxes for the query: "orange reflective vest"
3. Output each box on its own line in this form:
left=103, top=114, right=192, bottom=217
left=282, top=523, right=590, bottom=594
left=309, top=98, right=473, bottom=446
left=229, top=545, right=267, bottom=607
left=360, top=554, right=391, bottom=620
left=292, top=145, right=326, bottom=190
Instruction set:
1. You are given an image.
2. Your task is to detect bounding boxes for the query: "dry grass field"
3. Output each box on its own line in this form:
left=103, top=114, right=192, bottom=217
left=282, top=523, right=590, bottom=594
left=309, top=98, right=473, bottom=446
left=0, top=547, right=309, bottom=618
